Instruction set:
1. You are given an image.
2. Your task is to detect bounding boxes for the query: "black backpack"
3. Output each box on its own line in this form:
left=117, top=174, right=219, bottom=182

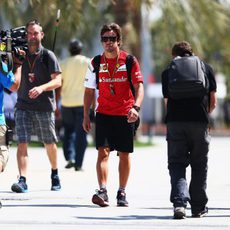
left=92, top=54, right=140, bottom=134
left=167, top=56, right=209, bottom=99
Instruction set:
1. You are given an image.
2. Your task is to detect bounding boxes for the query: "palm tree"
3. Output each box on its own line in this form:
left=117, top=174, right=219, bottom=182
left=0, top=0, right=104, bottom=55
left=150, top=0, right=230, bottom=81
left=0, top=0, right=229, bottom=82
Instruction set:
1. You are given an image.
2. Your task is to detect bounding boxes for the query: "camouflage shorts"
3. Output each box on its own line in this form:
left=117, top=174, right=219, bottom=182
left=0, top=125, right=9, bottom=172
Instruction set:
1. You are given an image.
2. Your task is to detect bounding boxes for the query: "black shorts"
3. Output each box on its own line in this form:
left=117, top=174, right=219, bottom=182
left=96, top=113, right=135, bottom=153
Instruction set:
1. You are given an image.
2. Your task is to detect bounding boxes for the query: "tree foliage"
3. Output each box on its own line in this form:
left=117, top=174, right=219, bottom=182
left=150, top=0, right=230, bottom=85
left=0, top=0, right=230, bottom=93
left=0, top=0, right=111, bottom=55
left=0, top=0, right=152, bottom=57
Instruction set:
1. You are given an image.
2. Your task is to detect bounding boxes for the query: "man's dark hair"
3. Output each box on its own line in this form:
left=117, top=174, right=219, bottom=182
left=100, top=23, right=122, bottom=47
left=26, top=19, right=42, bottom=31
left=172, top=41, right=193, bottom=57
left=69, top=39, right=83, bottom=56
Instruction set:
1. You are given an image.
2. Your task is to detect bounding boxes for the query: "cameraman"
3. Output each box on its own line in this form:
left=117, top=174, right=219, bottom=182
left=0, top=53, right=23, bottom=208
left=11, top=19, right=62, bottom=193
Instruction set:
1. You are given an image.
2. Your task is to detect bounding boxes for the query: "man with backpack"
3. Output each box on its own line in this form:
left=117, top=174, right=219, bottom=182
left=161, top=41, right=217, bottom=219
left=83, top=23, right=144, bottom=207
left=11, top=20, right=62, bottom=193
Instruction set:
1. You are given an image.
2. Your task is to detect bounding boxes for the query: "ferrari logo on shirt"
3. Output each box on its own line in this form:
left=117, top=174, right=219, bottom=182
left=100, top=64, right=107, bottom=72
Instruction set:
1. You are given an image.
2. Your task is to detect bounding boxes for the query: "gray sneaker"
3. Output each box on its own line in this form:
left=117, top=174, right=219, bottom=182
left=174, top=207, right=186, bottom=219
left=11, top=178, right=28, bottom=193
left=51, top=175, right=61, bottom=191
left=92, top=189, right=109, bottom=207
left=116, top=190, right=128, bottom=207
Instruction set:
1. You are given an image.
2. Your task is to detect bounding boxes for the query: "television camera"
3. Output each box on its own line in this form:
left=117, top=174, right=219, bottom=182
left=0, top=26, right=27, bottom=73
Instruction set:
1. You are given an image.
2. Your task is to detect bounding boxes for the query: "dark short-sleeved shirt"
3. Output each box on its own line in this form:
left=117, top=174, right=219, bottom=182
left=161, top=61, right=217, bottom=123
left=16, top=46, right=61, bottom=112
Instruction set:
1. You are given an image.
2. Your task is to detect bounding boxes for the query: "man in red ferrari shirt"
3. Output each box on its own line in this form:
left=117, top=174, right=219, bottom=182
left=83, top=23, right=144, bottom=207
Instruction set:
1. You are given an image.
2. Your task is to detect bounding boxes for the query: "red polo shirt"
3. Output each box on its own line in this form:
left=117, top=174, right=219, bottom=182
left=95, top=50, right=143, bottom=116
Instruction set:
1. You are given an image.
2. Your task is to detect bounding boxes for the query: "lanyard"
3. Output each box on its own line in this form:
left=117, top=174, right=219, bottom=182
left=103, top=53, right=119, bottom=79
left=27, top=54, right=40, bottom=73
left=103, top=53, right=120, bottom=95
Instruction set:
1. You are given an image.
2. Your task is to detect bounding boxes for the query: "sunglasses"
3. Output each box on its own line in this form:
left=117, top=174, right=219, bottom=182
left=101, top=36, right=117, bottom=43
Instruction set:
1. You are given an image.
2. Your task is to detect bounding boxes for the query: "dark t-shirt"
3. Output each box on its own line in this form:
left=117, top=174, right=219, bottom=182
left=16, top=47, right=61, bottom=112
left=161, top=61, right=217, bottom=123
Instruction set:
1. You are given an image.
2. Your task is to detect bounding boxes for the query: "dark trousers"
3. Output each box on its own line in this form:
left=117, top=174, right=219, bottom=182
left=61, top=106, right=87, bottom=168
left=166, top=122, right=210, bottom=213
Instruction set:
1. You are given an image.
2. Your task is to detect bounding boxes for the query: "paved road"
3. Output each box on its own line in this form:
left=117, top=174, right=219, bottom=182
left=0, top=136, right=230, bottom=229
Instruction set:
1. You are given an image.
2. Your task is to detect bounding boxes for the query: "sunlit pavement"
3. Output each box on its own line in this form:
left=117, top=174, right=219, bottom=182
left=0, top=136, right=229, bottom=230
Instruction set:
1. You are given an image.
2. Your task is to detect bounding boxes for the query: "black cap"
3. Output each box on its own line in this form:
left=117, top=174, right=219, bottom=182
left=69, top=39, right=83, bottom=55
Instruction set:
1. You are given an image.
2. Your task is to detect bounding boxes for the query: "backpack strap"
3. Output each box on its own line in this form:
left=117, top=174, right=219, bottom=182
left=126, top=54, right=135, bottom=97
left=201, top=61, right=211, bottom=113
left=126, top=55, right=140, bottom=136
left=92, top=55, right=101, bottom=89
left=41, top=48, right=49, bottom=71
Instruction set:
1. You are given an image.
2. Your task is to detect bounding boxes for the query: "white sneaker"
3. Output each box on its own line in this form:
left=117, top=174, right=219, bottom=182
left=174, top=207, right=186, bottom=219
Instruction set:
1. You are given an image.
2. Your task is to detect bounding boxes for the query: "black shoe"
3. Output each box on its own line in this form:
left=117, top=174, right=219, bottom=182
left=116, top=190, right=128, bottom=207
left=11, top=178, right=28, bottom=193
left=92, top=189, right=109, bottom=207
left=74, top=166, right=83, bottom=171
left=75, top=166, right=83, bottom=171
left=173, top=207, right=186, bottom=219
left=192, top=207, right=208, bottom=218
left=65, top=160, right=75, bottom=169
left=51, top=175, right=61, bottom=191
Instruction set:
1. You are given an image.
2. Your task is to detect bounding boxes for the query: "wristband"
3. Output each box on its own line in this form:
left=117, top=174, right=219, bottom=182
left=133, top=105, right=140, bottom=112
